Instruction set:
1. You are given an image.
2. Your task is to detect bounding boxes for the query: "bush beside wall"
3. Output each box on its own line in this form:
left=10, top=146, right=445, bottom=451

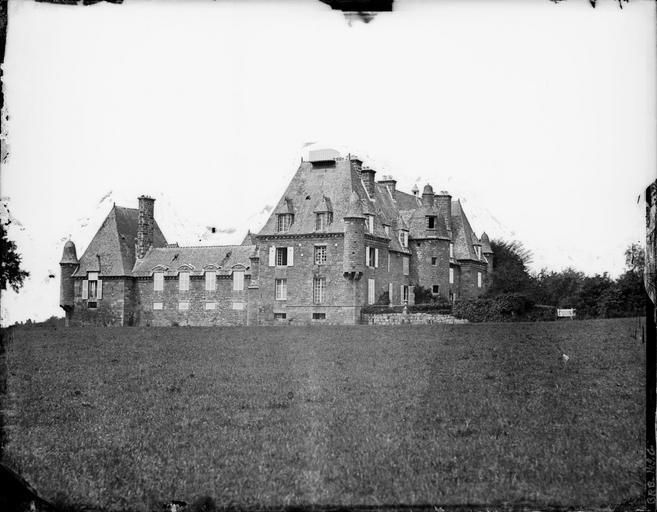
left=452, top=293, right=556, bottom=323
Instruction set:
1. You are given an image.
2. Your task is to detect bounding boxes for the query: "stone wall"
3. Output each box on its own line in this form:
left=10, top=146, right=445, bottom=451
left=409, top=238, right=450, bottom=299
left=459, top=261, right=488, bottom=300
left=71, top=277, right=126, bottom=326
left=362, top=311, right=468, bottom=325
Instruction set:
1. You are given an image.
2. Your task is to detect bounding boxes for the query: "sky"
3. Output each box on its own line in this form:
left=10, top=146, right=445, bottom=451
left=1, top=0, right=655, bottom=325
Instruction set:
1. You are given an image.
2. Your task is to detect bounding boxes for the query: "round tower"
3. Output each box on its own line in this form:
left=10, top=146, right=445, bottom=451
left=480, top=232, right=494, bottom=288
left=422, top=184, right=435, bottom=207
left=60, top=240, right=79, bottom=327
left=343, top=191, right=365, bottom=279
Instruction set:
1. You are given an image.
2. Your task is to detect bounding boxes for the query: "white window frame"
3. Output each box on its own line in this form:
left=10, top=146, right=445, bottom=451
left=277, top=213, right=293, bottom=233
left=153, top=302, right=163, bottom=310
left=402, top=256, right=409, bottom=276
left=449, top=243, right=454, bottom=258
left=449, top=267, right=454, bottom=284
left=475, top=246, right=481, bottom=259
left=388, top=282, right=393, bottom=304
left=313, top=277, right=326, bottom=304
left=205, top=270, right=216, bottom=291
left=477, top=271, right=482, bottom=288
left=314, top=245, right=327, bottom=265
left=178, top=301, right=189, bottom=311
left=402, top=285, right=409, bottom=304
left=275, top=278, right=287, bottom=300
left=233, top=269, right=245, bottom=291
left=368, top=278, right=376, bottom=305
left=366, top=215, right=374, bottom=233
left=179, top=271, right=190, bottom=291
left=205, top=302, right=216, bottom=310
left=154, top=271, right=164, bottom=292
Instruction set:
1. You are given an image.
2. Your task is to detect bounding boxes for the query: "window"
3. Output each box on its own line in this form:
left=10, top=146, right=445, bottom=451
left=402, top=285, right=409, bottom=304
left=88, top=280, right=98, bottom=300
left=368, top=278, right=375, bottom=305
left=431, top=257, right=437, bottom=266
left=313, top=277, right=326, bottom=304
left=276, top=247, right=288, bottom=266
left=205, top=271, right=216, bottom=291
left=402, top=256, right=409, bottom=276
left=449, top=267, right=454, bottom=284
left=233, top=269, right=244, bottom=291
left=154, top=271, right=164, bottom=291
left=178, top=301, right=189, bottom=310
left=277, top=214, right=293, bottom=232
left=153, top=302, right=163, bottom=310
left=312, top=313, right=326, bottom=320
left=477, top=271, right=482, bottom=288
left=387, top=253, right=390, bottom=272
left=205, top=302, right=216, bottom=310
left=314, top=245, right=327, bottom=265
left=427, top=216, right=436, bottom=229
left=315, top=212, right=333, bottom=230
left=388, top=282, right=394, bottom=304
left=275, top=279, right=287, bottom=300
left=475, top=246, right=481, bottom=259
left=432, top=285, right=439, bottom=295
left=274, top=313, right=287, bottom=320
left=449, top=243, right=454, bottom=258
left=366, top=215, right=374, bottom=233
left=399, top=231, right=408, bottom=248
left=366, top=247, right=378, bottom=268
left=384, top=225, right=390, bottom=236
left=179, top=272, right=190, bottom=291
left=232, top=302, right=245, bottom=310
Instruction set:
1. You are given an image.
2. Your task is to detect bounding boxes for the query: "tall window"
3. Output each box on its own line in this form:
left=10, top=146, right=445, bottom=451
left=384, top=225, right=390, bottom=236
left=154, top=271, right=164, bottom=291
left=449, top=243, right=454, bottom=258
left=475, top=246, right=481, bottom=258
left=179, top=271, right=190, bottom=291
left=449, top=267, right=454, bottom=284
left=314, top=245, right=327, bottom=265
left=205, top=270, right=216, bottom=291
left=431, top=257, right=437, bottom=266
left=315, top=212, right=333, bottom=230
left=276, top=247, right=288, bottom=266
left=399, top=231, right=408, bottom=248
left=402, top=256, right=409, bottom=276
left=277, top=214, right=294, bottom=233
left=366, top=215, right=374, bottom=233
left=402, top=285, right=409, bottom=304
left=388, top=282, right=394, bottom=304
left=233, top=270, right=244, bottom=291
left=313, top=277, right=326, bottom=304
left=477, top=271, right=482, bottom=288
left=87, top=272, right=99, bottom=300
left=368, top=278, right=375, bottom=305
left=275, top=279, right=287, bottom=300
left=427, top=216, right=436, bottom=229
left=366, top=247, right=378, bottom=268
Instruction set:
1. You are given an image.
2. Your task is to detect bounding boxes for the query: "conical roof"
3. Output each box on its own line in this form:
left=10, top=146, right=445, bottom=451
left=480, top=232, right=493, bottom=254
left=60, top=240, right=78, bottom=264
left=344, top=191, right=365, bottom=219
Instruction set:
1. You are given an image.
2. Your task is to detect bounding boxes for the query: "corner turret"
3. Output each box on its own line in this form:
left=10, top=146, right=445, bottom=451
left=343, top=191, right=365, bottom=279
left=59, top=240, right=79, bottom=326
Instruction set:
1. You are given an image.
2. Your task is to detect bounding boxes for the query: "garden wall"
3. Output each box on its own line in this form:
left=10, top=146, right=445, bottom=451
left=362, top=311, right=468, bottom=325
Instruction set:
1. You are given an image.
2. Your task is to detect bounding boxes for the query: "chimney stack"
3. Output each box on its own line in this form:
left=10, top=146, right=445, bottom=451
left=422, top=184, right=434, bottom=208
left=137, top=195, right=155, bottom=259
left=378, top=175, right=397, bottom=195
left=361, top=166, right=377, bottom=198
left=411, top=184, right=419, bottom=197
left=435, top=191, right=452, bottom=232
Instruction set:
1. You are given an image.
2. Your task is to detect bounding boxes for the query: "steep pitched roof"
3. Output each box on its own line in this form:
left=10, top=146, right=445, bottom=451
left=405, top=205, right=450, bottom=240
left=480, top=232, right=493, bottom=254
left=132, top=245, right=255, bottom=276
left=450, top=200, right=484, bottom=262
left=73, top=205, right=167, bottom=277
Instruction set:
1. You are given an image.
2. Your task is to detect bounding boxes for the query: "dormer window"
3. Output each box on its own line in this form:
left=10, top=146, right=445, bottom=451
left=315, top=212, right=333, bottom=231
left=277, top=214, right=294, bottom=233
left=383, top=225, right=390, bottom=237
left=427, top=216, right=436, bottom=229
left=366, top=214, right=374, bottom=234
left=399, top=230, right=409, bottom=248
left=475, top=246, right=481, bottom=259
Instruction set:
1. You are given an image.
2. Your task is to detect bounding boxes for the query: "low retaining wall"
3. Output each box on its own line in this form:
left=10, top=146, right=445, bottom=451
left=362, top=312, right=468, bottom=325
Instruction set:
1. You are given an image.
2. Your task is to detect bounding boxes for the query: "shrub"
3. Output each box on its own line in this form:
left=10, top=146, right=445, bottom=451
left=453, top=294, right=548, bottom=322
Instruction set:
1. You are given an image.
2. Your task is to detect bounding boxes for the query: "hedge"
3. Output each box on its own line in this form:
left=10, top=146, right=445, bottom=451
left=452, top=294, right=556, bottom=322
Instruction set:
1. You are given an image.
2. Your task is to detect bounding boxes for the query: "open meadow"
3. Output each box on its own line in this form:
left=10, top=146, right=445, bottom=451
left=2, top=318, right=645, bottom=510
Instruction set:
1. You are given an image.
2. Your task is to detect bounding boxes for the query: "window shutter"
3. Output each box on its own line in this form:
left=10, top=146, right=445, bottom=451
left=365, top=247, right=370, bottom=267
left=287, top=246, right=294, bottom=266
left=388, top=283, right=393, bottom=304
left=97, top=280, right=103, bottom=299
left=269, top=246, right=275, bottom=267
left=82, top=280, right=88, bottom=299
left=400, top=284, right=404, bottom=303
left=374, top=248, right=379, bottom=268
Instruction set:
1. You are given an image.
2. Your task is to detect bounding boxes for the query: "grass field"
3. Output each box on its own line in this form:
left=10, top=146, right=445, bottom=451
left=3, top=318, right=646, bottom=510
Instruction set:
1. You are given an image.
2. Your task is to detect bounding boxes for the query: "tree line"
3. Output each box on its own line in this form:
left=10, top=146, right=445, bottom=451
left=488, top=240, right=645, bottom=319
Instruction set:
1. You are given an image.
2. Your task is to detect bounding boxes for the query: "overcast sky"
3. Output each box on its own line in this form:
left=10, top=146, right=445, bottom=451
left=1, top=0, right=655, bottom=325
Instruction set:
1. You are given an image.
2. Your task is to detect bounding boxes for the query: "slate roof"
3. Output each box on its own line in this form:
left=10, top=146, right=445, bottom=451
left=132, top=245, right=255, bottom=276
left=450, top=200, right=484, bottom=262
left=480, top=232, right=493, bottom=254
left=73, top=206, right=167, bottom=277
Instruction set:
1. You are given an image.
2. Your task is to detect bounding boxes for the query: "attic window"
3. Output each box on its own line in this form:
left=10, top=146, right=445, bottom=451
left=383, top=225, right=390, bottom=236
left=315, top=212, right=333, bottom=231
left=475, top=246, right=482, bottom=258
left=365, top=215, right=374, bottom=234
left=277, top=214, right=294, bottom=233
left=427, top=216, right=436, bottom=229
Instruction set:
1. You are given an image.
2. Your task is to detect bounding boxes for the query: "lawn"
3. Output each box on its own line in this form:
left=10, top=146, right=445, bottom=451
left=2, top=318, right=646, bottom=510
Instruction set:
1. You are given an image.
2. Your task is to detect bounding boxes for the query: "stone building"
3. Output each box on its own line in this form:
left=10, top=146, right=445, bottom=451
left=59, top=149, right=493, bottom=326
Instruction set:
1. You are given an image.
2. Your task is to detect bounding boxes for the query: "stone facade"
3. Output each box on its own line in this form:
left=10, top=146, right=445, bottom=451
left=60, top=149, right=494, bottom=326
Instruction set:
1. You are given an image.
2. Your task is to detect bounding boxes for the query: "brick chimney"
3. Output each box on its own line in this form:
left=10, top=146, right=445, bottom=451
left=435, top=191, right=452, bottom=232
left=361, top=166, right=376, bottom=198
left=378, top=175, right=397, bottom=195
left=422, top=184, right=434, bottom=207
left=136, top=195, right=155, bottom=259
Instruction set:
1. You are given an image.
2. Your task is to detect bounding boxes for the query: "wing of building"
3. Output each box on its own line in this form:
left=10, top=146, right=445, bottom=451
left=59, top=151, right=494, bottom=326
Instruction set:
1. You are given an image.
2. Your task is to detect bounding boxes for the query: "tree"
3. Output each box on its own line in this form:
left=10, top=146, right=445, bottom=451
left=624, top=243, right=645, bottom=276
left=488, top=240, right=533, bottom=295
left=0, top=223, right=29, bottom=292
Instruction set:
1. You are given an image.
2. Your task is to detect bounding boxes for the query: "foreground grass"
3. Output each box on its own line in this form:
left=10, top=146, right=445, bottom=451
left=3, top=318, right=645, bottom=510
